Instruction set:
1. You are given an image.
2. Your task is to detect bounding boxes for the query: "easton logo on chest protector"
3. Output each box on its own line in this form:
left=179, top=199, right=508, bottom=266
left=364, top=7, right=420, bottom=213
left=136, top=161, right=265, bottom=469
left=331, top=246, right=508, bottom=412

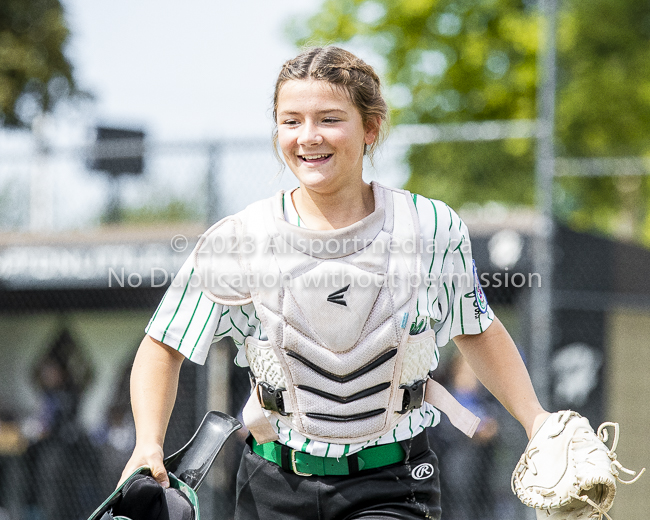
left=327, top=284, right=350, bottom=306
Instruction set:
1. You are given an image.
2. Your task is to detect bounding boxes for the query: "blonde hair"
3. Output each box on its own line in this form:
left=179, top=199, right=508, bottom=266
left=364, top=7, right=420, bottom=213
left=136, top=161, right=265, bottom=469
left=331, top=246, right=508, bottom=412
left=272, top=46, right=389, bottom=162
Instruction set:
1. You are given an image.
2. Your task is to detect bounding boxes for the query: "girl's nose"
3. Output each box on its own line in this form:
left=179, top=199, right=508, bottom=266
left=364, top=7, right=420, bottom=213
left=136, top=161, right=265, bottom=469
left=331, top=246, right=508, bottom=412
left=297, top=121, right=323, bottom=146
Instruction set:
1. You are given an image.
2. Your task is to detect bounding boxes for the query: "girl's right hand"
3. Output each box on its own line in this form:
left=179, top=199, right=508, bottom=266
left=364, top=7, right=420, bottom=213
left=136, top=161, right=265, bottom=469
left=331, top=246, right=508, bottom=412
left=118, top=442, right=169, bottom=489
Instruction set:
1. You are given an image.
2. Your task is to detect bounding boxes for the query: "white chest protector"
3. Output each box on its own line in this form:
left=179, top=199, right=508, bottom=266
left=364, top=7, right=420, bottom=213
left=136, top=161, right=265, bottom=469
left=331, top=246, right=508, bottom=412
left=194, top=182, right=478, bottom=445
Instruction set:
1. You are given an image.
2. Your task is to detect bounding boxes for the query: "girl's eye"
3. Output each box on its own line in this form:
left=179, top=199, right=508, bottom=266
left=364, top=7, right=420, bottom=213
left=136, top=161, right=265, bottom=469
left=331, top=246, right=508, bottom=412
left=323, top=117, right=339, bottom=123
left=283, top=119, right=299, bottom=126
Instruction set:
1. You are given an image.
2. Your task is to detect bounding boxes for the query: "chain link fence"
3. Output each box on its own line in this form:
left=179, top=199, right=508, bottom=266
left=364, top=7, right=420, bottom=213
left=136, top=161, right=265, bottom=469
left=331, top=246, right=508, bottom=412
left=1, top=134, right=648, bottom=520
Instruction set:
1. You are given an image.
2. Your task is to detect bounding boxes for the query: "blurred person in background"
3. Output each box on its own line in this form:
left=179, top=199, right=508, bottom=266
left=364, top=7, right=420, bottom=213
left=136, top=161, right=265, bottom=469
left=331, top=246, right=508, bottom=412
left=429, top=352, right=501, bottom=520
left=0, top=408, right=28, bottom=520
left=20, top=329, right=101, bottom=520
left=91, top=354, right=137, bottom=497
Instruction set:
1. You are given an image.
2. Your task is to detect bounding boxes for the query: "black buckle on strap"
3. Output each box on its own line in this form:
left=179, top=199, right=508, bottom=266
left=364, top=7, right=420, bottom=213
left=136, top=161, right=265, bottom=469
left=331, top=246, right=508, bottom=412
left=258, top=382, right=288, bottom=416
left=398, top=379, right=426, bottom=414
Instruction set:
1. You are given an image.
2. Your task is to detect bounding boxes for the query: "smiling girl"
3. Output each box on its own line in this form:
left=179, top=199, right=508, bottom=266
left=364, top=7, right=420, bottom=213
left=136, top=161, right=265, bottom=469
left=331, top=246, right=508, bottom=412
left=120, top=46, right=549, bottom=520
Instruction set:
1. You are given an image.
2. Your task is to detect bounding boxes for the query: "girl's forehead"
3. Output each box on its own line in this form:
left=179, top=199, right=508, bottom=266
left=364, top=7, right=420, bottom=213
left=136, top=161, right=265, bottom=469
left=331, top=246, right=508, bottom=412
left=277, top=79, right=353, bottom=111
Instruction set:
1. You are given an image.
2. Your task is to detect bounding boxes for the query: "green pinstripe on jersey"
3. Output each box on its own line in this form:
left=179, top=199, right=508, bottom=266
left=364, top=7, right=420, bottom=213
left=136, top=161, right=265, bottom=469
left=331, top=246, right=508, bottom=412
left=240, top=306, right=254, bottom=329
left=450, top=282, right=455, bottom=332
left=453, top=233, right=469, bottom=336
left=215, top=326, right=232, bottom=338
left=253, top=309, right=263, bottom=339
left=452, top=281, right=465, bottom=334
left=161, top=268, right=194, bottom=343
left=454, top=236, right=467, bottom=271
left=177, top=293, right=203, bottom=351
left=214, top=308, right=232, bottom=340
left=411, top=194, right=422, bottom=329
left=425, top=198, right=438, bottom=316
left=190, top=302, right=216, bottom=358
left=459, top=287, right=466, bottom=334
left=229, top=316, right=246, bottom=345
left=440, top=205, right=453, bottom=272
left=146, top=289, right=168, bottom=334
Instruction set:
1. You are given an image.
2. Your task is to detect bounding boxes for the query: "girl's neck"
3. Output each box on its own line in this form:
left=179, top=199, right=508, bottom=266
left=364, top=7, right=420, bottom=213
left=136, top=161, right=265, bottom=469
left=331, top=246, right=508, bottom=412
left=291, top=181, right=375, bottom=230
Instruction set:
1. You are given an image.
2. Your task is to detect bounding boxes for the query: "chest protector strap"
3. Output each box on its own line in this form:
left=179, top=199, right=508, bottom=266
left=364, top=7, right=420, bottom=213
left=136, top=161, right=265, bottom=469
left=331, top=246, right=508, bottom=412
left=242, top=375, right=480, bottom=443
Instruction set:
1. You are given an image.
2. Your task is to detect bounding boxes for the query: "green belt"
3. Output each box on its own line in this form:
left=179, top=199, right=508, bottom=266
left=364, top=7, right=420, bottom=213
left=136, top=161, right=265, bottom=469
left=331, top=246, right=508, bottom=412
left=252, top=439, right=405, bottom=477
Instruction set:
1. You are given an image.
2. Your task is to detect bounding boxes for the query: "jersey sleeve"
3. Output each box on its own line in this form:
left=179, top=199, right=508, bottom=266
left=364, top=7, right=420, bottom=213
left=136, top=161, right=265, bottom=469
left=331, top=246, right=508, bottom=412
left=146, top=252, right=264, bottom=365
left=145, top=254, right=223, bottom=365
left=424, top=201, right=494, bottom=345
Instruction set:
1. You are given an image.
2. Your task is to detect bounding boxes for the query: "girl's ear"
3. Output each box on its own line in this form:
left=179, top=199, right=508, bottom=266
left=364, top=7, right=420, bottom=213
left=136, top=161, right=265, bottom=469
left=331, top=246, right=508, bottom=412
left=364, top=116, right=381, bottom=146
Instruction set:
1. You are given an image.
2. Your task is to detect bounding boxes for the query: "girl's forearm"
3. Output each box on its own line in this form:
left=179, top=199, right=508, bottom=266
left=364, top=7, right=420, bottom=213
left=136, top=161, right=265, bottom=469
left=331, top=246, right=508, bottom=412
left=118, top=335, right=185, bottom=487
left=453, top=317, right=549, bottom=438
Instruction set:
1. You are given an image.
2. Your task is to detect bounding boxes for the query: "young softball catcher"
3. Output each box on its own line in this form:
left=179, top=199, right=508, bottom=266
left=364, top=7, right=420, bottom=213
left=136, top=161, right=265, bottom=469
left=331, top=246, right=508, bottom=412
left=119, top=46, right=552, bottom=519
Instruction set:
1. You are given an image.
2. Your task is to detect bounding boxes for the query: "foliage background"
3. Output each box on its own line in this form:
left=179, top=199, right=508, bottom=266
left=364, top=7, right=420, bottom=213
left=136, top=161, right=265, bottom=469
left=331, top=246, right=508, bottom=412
left=290, top=0, right=650, bottom=245
left=0, top=0, right=78, bottom=127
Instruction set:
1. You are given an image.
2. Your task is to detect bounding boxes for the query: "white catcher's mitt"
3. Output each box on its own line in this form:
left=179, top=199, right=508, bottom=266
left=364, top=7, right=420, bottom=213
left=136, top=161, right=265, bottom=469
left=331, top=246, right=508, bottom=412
left=511, top=410, right=645, bottom=520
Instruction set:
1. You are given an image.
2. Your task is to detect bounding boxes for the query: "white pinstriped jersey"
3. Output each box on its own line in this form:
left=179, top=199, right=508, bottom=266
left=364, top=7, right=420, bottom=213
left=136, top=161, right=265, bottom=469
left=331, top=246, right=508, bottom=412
left=146, top=190, right=495, bottom=457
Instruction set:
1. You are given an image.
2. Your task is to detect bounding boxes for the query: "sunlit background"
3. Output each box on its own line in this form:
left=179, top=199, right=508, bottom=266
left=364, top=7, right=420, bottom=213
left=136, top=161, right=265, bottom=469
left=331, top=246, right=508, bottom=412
left=0, top=1, right=649, bottom=519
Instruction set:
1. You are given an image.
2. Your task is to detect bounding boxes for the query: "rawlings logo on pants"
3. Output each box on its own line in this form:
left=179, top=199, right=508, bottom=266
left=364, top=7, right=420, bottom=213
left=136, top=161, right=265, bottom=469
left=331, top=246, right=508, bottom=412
left=411, top=463, right=434, bottom=480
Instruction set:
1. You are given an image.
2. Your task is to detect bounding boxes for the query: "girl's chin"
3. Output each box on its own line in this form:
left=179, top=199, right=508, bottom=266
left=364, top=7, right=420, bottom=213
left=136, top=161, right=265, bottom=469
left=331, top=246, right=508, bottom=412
left=291, top=170, right=332, bottom=187
left=291, top=168, right=360, bottom=188
left=297, top=177, right=353, bottom=195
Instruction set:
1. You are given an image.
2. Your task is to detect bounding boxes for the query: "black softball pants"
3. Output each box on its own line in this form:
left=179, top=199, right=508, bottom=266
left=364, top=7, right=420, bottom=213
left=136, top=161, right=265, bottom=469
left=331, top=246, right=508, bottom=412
left=234, top=433, right=441, bottom=520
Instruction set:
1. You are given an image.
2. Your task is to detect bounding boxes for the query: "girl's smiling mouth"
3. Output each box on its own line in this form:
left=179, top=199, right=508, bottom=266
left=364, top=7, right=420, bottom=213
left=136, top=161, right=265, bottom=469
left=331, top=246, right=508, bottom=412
left=299, top=153, right=333, bottom=163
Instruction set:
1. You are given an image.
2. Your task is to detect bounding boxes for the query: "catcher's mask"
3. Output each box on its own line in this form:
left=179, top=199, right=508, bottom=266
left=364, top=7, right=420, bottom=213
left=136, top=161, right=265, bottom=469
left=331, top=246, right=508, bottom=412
left=88, top=411, right=242, bottom=520
left=92, top=468, right=199, bottom=520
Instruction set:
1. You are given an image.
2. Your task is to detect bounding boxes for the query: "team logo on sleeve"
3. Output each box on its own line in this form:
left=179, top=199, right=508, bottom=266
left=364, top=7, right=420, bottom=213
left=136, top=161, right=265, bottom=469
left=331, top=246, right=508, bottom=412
left=473, top=260, right=488, bottom=314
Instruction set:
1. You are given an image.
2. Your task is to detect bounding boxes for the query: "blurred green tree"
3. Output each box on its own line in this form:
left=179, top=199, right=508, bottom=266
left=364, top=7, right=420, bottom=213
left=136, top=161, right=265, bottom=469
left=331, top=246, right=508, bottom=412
left=0, top=0, right=77, bottom=127
left=291, top=0, right=650, bottom=243
left=554, top=0, right=650, bottom=242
